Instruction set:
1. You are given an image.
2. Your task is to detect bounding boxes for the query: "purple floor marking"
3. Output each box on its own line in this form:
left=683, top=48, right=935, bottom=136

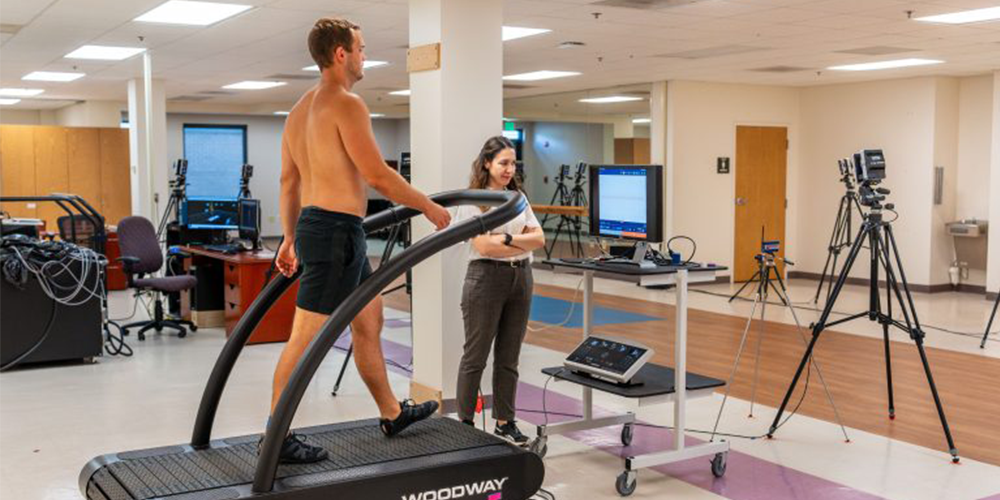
left=348, top=330, right=886, bottom=500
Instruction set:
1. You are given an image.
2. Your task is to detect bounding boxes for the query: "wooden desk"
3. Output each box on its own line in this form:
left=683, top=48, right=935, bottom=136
left=531, top=204, right=587, bottom=217
left=180, top=246, right=298, bottom=344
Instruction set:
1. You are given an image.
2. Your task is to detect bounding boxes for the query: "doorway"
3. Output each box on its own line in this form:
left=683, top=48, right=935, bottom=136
left=734, top=126, right=787, bottom=282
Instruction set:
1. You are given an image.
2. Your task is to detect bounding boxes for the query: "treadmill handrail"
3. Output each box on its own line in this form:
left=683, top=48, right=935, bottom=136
left=253, top=189, right=525, bottom=493
left=189, top=189, right=525, bottom=451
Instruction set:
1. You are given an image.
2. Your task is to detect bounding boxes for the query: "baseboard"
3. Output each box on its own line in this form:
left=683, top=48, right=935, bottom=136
left=788, top=271, right=984, bottom=295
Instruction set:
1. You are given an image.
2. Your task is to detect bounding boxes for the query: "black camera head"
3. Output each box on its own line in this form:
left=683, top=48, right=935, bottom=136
left=853, top=149, right=886, bottom=185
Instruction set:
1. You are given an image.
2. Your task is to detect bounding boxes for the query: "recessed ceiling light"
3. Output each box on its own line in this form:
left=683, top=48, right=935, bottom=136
left=274, top=111, right=290, bottom=115
left=223, top=81, right=286, bottom=90
left=915, top=6, right=1000, bottom=24
left=502, top=26, right=551, bottom=42
left=65, top=45, right=146, bottom=60
left=370, top=113, right=385, bottom=118
left=0, top=88, right=44, bottom=97
left=302, top=60, right=389, bottom=72
left=22, top=71, right=86, bottom=82
left=579, top=96, right=644, bottom=104
left=135, top=0, right=251, bottom=26
left=827, top=58, right=944, bottom=71
left=503, top=71, right=580, bottom=81
left=389, top=89, right=411, bottom=96
left=0, top=98, right=21, bottom=105
left=632, top=118, right=651, bottom=124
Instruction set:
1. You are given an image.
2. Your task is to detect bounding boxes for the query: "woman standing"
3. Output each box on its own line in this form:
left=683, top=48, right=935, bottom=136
left=453, top=136, right=545, bottom=444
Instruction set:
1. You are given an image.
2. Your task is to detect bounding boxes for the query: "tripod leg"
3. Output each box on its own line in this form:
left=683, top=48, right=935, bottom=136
left=982, top=292, right=1000, bottom=349
left=750, top=267, right=769, bottom=417
left=773, top=266, right=789, bottom=307
left=331, top=343, right=354, bottom=396
left=729, top=269, right=760, bottom=302
left=883, top=225, right=959, bottom=462
left=768, top=222, right=869, bottom=438
left=880, top=230, right=895, bottom=420
left=815, top=196, right=849, bottom=303
left=710, top=289, right=763, bottom=441
left=771, top=277, right=850, bottom=441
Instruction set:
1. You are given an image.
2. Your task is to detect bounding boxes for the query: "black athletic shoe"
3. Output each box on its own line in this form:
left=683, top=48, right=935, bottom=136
left=494, top=421, right=529, bottom=446
left=258, top=433, right=329, bottom=464
left=380, top=399, right=439, bottom=437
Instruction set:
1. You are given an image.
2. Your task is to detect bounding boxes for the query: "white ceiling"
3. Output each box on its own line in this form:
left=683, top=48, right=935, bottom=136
left=1, top=0, right=999, bottom=114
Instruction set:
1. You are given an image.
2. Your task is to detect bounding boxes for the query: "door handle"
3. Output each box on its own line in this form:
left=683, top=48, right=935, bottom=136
left=735, top=197, right=748, bottom=206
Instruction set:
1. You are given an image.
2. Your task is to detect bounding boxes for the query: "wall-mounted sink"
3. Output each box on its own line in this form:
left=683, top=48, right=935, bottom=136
left=946, top=219, right=988, bottom=238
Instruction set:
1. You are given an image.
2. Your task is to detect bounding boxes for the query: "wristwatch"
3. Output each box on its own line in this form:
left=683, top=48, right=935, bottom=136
left=503, top=233, right=513, bottom=246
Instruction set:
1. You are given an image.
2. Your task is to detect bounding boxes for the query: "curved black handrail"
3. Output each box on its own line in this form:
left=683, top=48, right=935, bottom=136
left=0, top=194, right=106, bottom=253
left=189, top=190, right=525, bottom=455
left=252, top=190, right=524, bottom=492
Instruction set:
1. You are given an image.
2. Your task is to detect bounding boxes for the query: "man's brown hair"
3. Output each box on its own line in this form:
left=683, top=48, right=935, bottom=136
left=308, top=17, right=359, bottom=70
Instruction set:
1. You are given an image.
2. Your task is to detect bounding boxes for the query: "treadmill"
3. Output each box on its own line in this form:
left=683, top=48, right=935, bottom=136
left=80, top=190, right=545, bottom=500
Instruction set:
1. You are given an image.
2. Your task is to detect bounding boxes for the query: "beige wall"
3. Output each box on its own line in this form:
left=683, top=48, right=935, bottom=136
left=54, top=101, right=124, bottom=128
left=667, top=81, right=801, bottom=274
left=988, top=72, right=1000, bottom=293
left=931, top=78, right=960, bottom=286
left=956, top=75, right=994, bottom=288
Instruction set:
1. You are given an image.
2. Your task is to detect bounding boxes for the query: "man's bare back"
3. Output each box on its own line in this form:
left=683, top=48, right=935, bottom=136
left=283, top=86, right=368, bottom=218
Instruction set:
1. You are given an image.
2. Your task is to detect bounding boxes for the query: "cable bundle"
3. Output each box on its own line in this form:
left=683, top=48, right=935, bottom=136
left=1, top=236, right=107, bottom=306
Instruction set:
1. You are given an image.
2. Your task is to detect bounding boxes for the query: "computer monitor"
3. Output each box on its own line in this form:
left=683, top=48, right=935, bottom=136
left=238, top=198, right=260, bottom=240
left=183, top=199, right=239, bottom=230
left=589, top=165, right=664, bottom=266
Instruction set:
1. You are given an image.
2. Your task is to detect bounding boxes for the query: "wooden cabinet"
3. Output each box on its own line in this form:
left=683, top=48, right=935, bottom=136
left=614, top=138, right=651, bottom=165
left=183, top=247, right=299, bottom=344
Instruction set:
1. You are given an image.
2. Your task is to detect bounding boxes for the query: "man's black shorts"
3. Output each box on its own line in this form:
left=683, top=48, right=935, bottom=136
left=294, top=206, right=372, bottom=315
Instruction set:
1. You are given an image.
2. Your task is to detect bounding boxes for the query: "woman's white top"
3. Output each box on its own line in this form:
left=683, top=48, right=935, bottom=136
left=451, top=199, right=541, bottom=263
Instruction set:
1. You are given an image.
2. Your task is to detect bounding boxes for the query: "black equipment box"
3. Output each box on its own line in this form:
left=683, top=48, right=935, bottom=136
left=0, top=257, right=102, bottom=367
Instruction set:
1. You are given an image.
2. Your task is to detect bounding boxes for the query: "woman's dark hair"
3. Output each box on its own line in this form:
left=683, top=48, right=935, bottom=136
left=469, top=136, right=520, bottom=193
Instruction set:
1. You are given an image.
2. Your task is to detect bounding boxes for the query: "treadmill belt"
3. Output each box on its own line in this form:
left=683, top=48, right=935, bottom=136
left=91, top=418, right=504, bottom=500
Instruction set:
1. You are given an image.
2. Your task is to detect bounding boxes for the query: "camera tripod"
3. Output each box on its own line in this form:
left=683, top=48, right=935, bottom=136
left=982, top=292, right=999, bottom=349
left=813, top=170, right=866, bottom=304
left=767, top=199, right=959, bottom=463
left=157, top=159, right=187, bottom=240
left=711, top=251, right=849, bottom=442
left=544, top=163, right=587, bottom=258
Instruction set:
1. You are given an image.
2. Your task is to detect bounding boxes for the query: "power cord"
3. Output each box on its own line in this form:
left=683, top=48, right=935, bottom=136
left=527, top=278, right=584, bottom=333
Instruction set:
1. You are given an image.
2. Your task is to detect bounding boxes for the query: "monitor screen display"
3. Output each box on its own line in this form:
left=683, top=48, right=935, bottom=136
left=239, top=199, right=259, bottom=232
left=186, top=199, right=239, bottom=230
left=589, top=165, right=663, bottom=242
left=566, top=337, right=649, bottom=375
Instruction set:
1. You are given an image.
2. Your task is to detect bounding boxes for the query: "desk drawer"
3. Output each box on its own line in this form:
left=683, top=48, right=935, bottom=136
left=223, top=262, right=240, bottom=286
left=224, top=282, right=241, bottom=308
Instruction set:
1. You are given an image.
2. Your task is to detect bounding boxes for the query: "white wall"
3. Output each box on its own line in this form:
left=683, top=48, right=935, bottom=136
left=165, top=113, right=405, bottom=236
left=0, top=109, right=43, bottom=125
left=956, top=75, right=994, bottom=288
left=799, top=78, right=938, bottom=285
left=668, top=81, right=801, bottom=275
left=931, top=78, right=960, bottom=286
left=520, top=120, right=612, bottom=207
left=55, top=101, right=124, bottom=128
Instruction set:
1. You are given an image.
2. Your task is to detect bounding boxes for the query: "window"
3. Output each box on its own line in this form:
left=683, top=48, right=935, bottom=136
left=183, top=124, right=247, bottom=200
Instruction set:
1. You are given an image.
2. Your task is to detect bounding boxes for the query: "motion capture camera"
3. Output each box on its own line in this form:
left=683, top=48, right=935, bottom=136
left=853, top=149, right=886, bottom=184
left=838, top=158, right=851, bottom=177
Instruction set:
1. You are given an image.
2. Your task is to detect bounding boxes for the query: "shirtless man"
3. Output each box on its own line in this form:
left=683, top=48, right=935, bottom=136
left=267, top=17, right=451, bottom=464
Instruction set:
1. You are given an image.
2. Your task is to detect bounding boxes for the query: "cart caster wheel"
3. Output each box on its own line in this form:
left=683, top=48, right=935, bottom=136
left=529, top=437, right=548, bottom=458
left=138, top=332, right=146, bottom=341
left=178, top=330, right=187, bottom=339
left=615, top=471, right=637, bottom=497
left=189, top=324, right=198, bottom=332
left=711, top=452, right=728, bottom=478
left=621, top=424, right=634, bottom=446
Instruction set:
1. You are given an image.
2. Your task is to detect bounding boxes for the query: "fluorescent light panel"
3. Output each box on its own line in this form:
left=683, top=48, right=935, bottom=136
left=223, top=81, right=286, bottom=90
left=274, top=111, right=290, bottom=115
left=503, top=70, right=580, bottom=81
left=0, top=88, right=44, bottom=97
left=502, top=26, right=550, bottom=41
left=389, top=89, right=410, bottom=96
left=370, top=113, right=385, bottom=118
left=65, top=45, right=145, bottom=60
left=579, top=96, right=644, bottom=104
left=632, top=118, right=651, bottom=124
left=915, top=6, right=1000, bottom=24
left=135, top=0, right=251, bottom=25
left=827, top=58, right=944, bottom=71
left=0, top=98, right=21, bottom=105
left=302, top=60, right=388, bottom=71
left=23, top=71, right=85, bottom=82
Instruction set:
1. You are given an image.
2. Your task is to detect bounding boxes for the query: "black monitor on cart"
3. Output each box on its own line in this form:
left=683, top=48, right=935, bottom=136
left=589, top=164, right=664, bottom=267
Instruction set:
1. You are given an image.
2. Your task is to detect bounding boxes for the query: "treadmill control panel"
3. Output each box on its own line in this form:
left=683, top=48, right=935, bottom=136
left=564, top=335, right=653, bottom=384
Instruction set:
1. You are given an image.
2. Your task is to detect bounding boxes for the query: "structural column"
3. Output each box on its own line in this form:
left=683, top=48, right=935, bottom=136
left=408, top=0, right=503, bottom=405
left=987, top=71, right=1000, bottom=296
left=127, top=64, right=168, bottom=221
left=650, top=81, right=672, bottom=239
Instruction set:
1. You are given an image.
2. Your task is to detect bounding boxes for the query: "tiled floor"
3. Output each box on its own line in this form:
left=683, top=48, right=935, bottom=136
left=1, top=274, right=998, bottom=500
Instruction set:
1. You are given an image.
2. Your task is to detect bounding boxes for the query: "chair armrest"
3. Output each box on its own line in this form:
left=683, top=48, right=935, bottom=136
left=117, top=256, right=141, bottom=288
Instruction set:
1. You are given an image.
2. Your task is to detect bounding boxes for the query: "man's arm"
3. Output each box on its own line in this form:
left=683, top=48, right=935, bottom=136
left=279, top=135, right=301, bottom=241
left=338, top=95, right=439, bottom=213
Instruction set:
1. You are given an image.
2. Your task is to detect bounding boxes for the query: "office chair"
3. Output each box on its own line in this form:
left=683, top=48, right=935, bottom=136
left=117, top=216, right=198, bottom=340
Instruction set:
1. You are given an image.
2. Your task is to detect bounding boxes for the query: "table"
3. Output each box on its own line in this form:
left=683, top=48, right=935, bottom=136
left=180, top=246, right=298, bottom=344
left=533, top=259, right=730, bottom=496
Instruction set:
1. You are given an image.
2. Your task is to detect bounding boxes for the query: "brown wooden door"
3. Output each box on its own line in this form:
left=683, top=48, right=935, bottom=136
left=734, top=126, right=787, bottom=282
